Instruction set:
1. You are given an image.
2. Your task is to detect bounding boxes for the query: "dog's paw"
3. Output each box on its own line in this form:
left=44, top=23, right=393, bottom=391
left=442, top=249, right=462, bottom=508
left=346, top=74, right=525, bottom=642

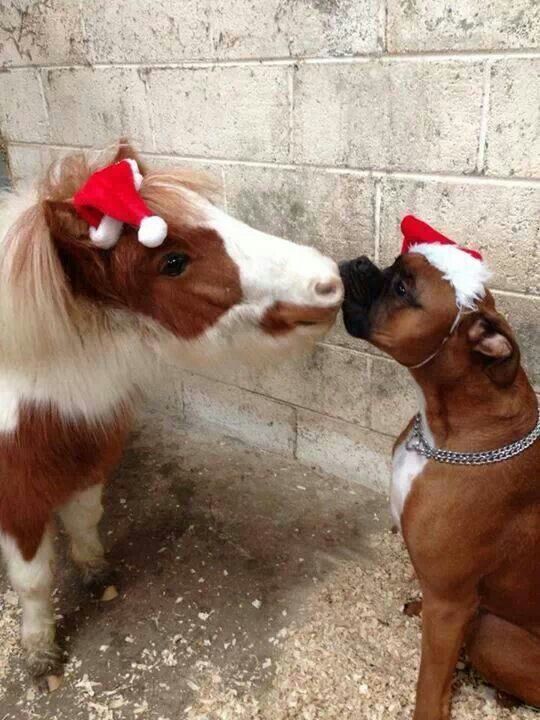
left=402, top=598, right=423, bottom=617
left=495, top=690, right=522, bottom=710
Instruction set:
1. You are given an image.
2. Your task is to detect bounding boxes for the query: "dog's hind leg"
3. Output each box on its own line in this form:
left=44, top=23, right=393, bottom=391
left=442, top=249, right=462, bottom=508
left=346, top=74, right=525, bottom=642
left=466, top=612, right=540, bottom=708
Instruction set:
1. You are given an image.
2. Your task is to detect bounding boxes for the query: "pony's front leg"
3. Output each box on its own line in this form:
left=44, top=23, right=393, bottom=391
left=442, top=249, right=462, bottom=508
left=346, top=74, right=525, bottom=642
left=58, top=483, right=115, bottom=595
left=0, top=527, right=62, bottom=685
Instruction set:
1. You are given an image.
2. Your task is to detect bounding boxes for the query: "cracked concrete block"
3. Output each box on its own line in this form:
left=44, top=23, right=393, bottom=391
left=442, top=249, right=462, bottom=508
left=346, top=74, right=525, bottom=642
left=147, top=66, right=290, bottom=161
left=43, top=67, right=153, bottom=148
left=0, top=0, right=88, bottom=66
left=0, top=69, right=48, bottom=142
left=370, top=358, right=417, bottom=437
left=183, top=374, right=296, bottom=455
left=224, top=164, right=376, bottom=259
left=212, top=0, right=381, bottom=58
left=83, top=0, right=211, bottom=63
left=387, top=0, right=539, bottom=52
left=493, top=292, right=540, bottom=391
left=486, top=59, right=540, bottom=178
left=192, top=344, right=370, bottom=426
left=379, top=177, right=540, bottom=295
left=292, top=61, right=483, bottom=173
left=7, top=144, right=66, bottom=184
left=297, top=409, right=393, bottom=492
left=140, top=153, right=226, bottom=207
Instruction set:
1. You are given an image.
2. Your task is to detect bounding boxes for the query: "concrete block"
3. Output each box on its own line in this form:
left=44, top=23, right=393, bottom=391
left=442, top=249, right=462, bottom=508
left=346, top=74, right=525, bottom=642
left=387, top=0, right=539, bottom=52
left=379, top=177, right=540, bottom=295
left=297, top=409, right=393, bottom=492
left=212, top=0, right=380, bottom=58
left=194, top=343, right=370, bottom=426
left=224, top=164, right=376, bottom=259
left=140, top=154, right=226, bottom=207
left=183, top=374, right=296, bottom=455
left=7, top=144, right=60, bottom=184
left=0, top=69, right=48, bottom=142
left=148, top=66, right=290, bottom=161
left=260, top=344, right=370, bottom=425
left=0, top=0, right=88, bottom=66
left=493, top=292, right=539, bottom=391
left=370, top=357, right=417, bottom=436
left=83, top=0, right=211, bottom=63
left=292, top=61, right=483, bottom=174
left=43, top=67, right=153, bottom=148
left=486, top=60, right=540, bottom=178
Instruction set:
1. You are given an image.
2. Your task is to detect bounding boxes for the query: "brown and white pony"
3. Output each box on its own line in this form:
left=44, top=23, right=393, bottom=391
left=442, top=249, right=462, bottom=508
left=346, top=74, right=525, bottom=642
left=0, top=143, right=342, bottom=686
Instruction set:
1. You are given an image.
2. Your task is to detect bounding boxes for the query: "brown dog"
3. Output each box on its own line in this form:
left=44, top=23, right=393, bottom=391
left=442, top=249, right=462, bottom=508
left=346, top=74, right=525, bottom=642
left=340, top=216, right=539, bottom=720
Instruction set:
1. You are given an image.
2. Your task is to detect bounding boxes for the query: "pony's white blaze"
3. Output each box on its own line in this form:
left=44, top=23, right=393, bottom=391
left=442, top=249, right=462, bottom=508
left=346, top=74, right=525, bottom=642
left=205, top=204, right=343, bottom=309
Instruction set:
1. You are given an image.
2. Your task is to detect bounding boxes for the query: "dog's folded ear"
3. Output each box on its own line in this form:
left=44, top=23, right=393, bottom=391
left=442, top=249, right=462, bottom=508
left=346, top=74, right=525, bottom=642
left=467, top=306, right=520, bottom=386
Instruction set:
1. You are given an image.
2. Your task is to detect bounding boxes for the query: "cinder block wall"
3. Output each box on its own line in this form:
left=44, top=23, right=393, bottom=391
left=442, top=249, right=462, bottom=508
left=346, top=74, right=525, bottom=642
left=1, top=1, right=538, bottom=492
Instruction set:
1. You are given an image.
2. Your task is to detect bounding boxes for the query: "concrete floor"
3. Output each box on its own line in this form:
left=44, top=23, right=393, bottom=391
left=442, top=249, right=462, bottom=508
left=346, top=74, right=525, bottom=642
left=0, top=419, right=388, bottom=719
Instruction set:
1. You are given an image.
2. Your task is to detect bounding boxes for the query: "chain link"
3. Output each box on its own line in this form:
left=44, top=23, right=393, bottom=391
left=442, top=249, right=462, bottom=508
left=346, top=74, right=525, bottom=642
left=405, top=408, right=540, bottom=465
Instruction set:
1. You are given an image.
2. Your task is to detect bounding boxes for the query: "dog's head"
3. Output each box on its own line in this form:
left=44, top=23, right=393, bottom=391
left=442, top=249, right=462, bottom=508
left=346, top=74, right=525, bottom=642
left=340, top=218, right=520, bottom=386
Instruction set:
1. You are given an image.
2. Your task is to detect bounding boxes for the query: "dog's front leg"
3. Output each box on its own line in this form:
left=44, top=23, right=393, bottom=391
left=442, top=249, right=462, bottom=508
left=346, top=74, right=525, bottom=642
left=414, top=589, right=478, bottom=720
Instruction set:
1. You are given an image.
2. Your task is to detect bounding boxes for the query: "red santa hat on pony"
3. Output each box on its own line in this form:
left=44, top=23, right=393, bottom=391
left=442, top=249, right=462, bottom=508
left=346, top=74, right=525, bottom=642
left=73, top=159, right=167, bottom=249
left=400, top=215, right=491, bottom=310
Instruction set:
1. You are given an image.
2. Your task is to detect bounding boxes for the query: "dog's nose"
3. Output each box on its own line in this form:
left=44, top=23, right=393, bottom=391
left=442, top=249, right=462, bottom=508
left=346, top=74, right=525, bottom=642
left=354, top=255, right=374, bottom=272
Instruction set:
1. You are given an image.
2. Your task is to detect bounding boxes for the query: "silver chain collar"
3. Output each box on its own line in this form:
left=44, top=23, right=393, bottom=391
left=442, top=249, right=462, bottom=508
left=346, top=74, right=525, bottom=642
left=406, top=409, right=540, bottom=465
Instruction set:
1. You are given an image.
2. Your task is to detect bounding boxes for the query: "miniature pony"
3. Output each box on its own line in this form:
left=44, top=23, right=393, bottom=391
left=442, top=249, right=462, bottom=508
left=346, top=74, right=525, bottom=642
left=0, top=143, right=342, bottom=685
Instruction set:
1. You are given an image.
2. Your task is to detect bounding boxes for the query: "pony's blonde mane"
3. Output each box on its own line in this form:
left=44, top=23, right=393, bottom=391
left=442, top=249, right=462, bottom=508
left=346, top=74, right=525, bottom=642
left=0, top=144, right=216, bottom=368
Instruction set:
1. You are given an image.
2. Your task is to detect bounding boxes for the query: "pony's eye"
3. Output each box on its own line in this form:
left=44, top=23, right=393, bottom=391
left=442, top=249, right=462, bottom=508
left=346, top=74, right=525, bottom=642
left=395, top=280, right=408, bottom=297
left=160, top=252, right=189, bottom=277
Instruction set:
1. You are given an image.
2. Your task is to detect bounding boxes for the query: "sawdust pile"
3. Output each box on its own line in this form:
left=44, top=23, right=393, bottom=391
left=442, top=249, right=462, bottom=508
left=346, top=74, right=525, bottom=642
left=0, top=588, right=20, bottom=694
left=186, top=532, right=536, bottom=720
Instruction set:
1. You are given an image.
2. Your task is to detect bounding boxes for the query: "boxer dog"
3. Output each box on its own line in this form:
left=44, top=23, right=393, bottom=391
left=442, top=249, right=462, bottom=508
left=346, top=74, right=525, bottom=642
left=340, top=216, right=539, bottom=719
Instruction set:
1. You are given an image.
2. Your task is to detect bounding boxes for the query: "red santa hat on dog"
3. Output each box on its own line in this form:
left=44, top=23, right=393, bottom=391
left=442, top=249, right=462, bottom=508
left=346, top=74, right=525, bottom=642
left=401, top=215, right=491, bottom=309
left=73, top=159, right=167, bottom=249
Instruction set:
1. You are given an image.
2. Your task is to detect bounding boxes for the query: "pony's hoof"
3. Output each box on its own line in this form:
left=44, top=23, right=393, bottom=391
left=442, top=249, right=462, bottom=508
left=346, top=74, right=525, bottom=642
left=26, top=644, right=63, bottom=689
left=101, top=584, right=119, bottom=602
left=82, top=563, right=119, bottom=599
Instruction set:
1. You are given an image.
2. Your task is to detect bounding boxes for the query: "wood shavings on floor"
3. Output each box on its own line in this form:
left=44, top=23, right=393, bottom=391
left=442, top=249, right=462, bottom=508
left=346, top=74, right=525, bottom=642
left=185, top=532, right=536, bottom=720
left=0, top=589, right=20, bottom=694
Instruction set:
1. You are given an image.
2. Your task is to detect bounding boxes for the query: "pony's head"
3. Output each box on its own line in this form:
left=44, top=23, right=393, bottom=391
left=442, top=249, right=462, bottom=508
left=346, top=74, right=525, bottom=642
left=1, top=143, right=342, bottom=373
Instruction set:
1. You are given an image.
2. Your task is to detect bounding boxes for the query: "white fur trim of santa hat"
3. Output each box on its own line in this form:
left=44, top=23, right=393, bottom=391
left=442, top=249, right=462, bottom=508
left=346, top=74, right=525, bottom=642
left=401, top=216, right=491, bottom=310
left=408, top=242, right=492, bottom=309
left=89, top=215, right=124, bottom=249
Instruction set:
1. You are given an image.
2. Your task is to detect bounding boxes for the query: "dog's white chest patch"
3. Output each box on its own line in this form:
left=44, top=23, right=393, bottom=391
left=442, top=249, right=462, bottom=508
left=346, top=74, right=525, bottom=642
left=391, top=438, right=428, bottom=530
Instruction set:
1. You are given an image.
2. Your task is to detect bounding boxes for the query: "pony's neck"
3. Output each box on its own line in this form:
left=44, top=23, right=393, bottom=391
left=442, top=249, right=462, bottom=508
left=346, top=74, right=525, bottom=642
left=0, top=310, right=162, bottom=431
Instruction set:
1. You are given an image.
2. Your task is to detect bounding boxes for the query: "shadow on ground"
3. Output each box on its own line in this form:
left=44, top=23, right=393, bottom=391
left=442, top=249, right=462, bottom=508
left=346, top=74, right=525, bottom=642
left=0, top=418, right=388, bottom=719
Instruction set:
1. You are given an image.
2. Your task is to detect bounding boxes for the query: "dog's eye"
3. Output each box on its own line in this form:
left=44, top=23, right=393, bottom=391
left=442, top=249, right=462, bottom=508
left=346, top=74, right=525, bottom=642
left=395, top=280, right=408, bottom=297
left=160, top=252, right=189, bottom=277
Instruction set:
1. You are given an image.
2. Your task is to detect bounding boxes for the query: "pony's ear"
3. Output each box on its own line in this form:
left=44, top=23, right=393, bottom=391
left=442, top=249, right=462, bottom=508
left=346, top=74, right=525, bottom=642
left=467, top=306, right=520, bottom=386
left=43, top=200, right=89, bottom=241
left=113, top=138, right=148, bottom=173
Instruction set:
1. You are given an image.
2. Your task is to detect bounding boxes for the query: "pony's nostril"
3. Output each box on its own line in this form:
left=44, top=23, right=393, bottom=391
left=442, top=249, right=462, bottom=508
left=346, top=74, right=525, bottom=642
left=315, top=278, right=341, bottom=297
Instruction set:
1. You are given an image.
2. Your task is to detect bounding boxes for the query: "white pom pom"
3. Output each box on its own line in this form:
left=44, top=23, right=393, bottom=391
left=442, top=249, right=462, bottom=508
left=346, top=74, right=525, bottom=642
left=89, top=215, right=123, bottom=249
left=138, top=215, right=167, bottom=248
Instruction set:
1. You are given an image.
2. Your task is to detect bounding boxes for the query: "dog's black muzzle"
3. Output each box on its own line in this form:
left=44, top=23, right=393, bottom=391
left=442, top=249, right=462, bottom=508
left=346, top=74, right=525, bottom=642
left=339, top=256, right=384, bottom=339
